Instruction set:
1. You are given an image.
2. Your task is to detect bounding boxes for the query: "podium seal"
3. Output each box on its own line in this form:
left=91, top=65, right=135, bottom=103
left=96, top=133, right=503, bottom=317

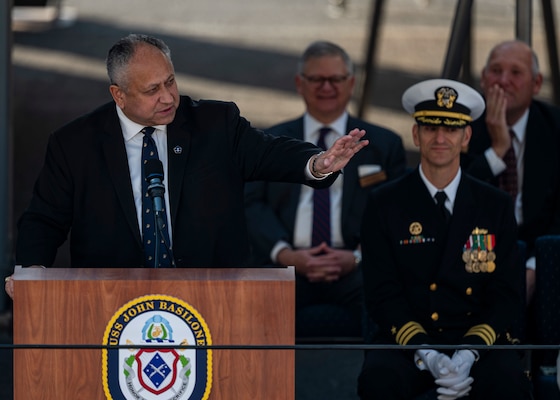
left=102, top=295, right=212, bottom=400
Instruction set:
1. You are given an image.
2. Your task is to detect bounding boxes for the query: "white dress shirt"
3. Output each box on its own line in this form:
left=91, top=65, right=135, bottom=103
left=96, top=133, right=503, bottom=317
left=418, top=164, right=461, bottom=215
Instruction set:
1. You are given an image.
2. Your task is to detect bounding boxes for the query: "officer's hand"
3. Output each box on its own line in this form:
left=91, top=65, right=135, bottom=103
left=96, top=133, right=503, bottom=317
left=435, top=349, right=476, bottom=399
left=415, top=349, right=453, bottom=379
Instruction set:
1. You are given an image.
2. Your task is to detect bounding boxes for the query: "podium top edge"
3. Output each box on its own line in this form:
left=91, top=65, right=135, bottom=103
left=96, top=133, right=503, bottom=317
left=12, top=266, right=295, bottom=282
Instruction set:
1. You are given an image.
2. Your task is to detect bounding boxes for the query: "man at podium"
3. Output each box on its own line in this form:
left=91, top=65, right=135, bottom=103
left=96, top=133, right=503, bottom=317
left=6, top=34, right=367, bottom=297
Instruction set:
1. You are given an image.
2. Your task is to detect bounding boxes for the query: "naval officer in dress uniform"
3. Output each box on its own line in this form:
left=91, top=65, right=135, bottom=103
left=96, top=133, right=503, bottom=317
left=357, top=79, right=532, bottom=399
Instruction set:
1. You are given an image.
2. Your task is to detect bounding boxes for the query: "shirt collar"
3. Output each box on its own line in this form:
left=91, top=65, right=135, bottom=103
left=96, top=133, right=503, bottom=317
left=303, top=112, right=348, bottom=141
left=116, top=105, right=166, bottom=141
left=418, top=165, right=462, bottom=208
left=510, top=108, right=529, bottom=143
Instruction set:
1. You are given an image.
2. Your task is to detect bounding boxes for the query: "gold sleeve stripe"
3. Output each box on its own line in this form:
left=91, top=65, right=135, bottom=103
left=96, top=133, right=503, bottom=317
left=465, top=324, right=496, bottom=345
left=465, top=325, right=494, bottom=344
left=396, top=321, right=426, bottom=345
left=413, top=110, right=473, bottom=122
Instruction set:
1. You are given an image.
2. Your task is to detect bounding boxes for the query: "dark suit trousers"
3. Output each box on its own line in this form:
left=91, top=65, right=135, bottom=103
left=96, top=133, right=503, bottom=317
left=296, top=266, right=363, bottom=326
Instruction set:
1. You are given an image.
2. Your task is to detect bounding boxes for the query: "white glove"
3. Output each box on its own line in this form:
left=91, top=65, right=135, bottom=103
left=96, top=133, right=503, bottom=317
left=435, top=350, right=474, bottom=386
left=415, top=349, right=454, bottom=379
left=434, top=350, right=476, bottom=400
left=452, top=349, right=477, bottom=369
left=436, top=376, right=473, bottom=399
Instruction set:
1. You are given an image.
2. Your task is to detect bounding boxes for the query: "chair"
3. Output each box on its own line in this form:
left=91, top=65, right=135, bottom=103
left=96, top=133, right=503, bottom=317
left=533, top=235, right=560, bottom=399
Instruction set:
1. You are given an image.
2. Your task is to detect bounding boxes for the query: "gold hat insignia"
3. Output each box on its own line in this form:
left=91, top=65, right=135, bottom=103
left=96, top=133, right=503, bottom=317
left=436, top=87, right=457, bottom=109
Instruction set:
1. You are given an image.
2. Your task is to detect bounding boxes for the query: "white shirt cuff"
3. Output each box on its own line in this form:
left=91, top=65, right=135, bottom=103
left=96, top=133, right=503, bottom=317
left=526, top=256, right=536, bottom=271
left=271, top=241, right=292, bottom=264
left=485, top=147, right=507, bottom=176
left=305, top=154, right=332, bottom=180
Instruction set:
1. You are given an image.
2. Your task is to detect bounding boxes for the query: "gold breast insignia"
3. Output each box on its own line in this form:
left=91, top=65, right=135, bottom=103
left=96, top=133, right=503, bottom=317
left=400, top=222, right=435, bottom=245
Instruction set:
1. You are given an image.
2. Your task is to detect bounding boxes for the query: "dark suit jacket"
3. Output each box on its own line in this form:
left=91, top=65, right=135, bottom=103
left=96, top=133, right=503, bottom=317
left=244, top=116, right=406, bottom=265
left=461, top=99, right=560, bottom=255
left=361, top=169, right=522, bottom=346
left=16, top=97, right=335, bottom=268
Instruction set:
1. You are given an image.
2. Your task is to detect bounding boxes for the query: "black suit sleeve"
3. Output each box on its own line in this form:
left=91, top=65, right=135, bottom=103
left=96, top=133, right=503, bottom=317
left=17, top=133, right=74, bottom=267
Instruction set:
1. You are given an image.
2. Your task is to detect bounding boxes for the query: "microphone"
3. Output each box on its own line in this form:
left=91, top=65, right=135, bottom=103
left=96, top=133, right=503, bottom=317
left=144, top=159, right=165, bottom=216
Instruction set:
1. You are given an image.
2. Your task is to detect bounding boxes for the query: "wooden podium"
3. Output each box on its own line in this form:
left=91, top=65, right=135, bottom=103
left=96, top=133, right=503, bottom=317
left=12, top=266, right=295, bottom=399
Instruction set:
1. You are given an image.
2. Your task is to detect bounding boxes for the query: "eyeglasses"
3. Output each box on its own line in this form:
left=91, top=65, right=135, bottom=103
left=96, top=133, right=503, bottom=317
left=300, top=74, right=351, bottom=86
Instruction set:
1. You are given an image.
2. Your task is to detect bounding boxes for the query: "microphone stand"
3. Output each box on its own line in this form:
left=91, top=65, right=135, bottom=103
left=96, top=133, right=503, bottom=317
left=147, top=189, right=175, bottom=267
left=145, top=159, right=176, bottom=268
left=153, top=208, right=175, bottom=267
left=153, top=209, right=162, bottom=268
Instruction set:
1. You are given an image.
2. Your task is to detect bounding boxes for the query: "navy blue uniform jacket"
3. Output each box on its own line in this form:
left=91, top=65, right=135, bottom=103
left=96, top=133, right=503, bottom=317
left=361, top=169, right=522, bottom=347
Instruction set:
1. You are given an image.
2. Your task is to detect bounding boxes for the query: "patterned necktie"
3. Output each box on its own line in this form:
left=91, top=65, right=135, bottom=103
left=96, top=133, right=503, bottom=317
left=435, top=191, right=451, bottom=224
left=141, top=127, right=172, bottom=268
left=498, top=130, right=518, bottom=199
left=311, top=127, right=332, bottom=247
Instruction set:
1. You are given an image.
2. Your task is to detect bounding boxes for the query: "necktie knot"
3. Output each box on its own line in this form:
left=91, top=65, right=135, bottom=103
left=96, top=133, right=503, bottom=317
left=142, top=127, right=159, bottom=162
left=435, top=190, right=447, bottom=205
left=142, top=126, right=156, bottom=136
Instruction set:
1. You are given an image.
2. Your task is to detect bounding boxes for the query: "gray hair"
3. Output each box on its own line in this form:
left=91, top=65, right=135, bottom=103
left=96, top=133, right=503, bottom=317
left=485, top=40, right=540, bottom=79
left=106, top=34, right=172, bottom=89
left=297, top=41, right=354, bottom=76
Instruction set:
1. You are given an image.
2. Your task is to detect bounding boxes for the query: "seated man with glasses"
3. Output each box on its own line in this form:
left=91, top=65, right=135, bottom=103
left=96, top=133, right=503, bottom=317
left=300, top=74, right=351, bottom=86
left=244, top=40, right=407, bottom=338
